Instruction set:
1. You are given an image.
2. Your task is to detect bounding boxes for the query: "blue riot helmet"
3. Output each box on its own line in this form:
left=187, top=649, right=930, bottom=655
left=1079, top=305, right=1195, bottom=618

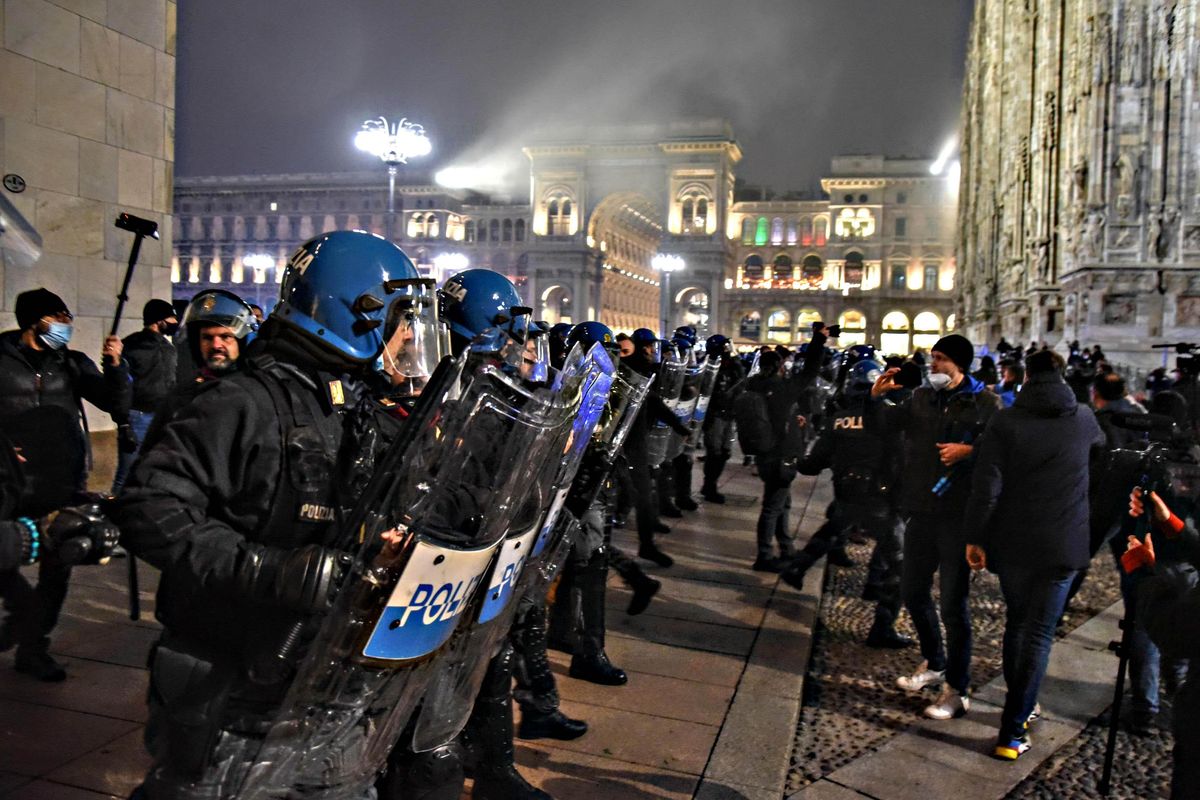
left=843, top=343, right=877, bottom=367
left=630, top=327, right=661, bottom=362
left=439, top=268, right=533, bottom=357
left=567, top=321, right=618, bottom=354
left=274, top=231, right=443, bottom=378
left=673, top=325, right=697, bottom=347
left=705, top=334, right=731, bottom=359
left=843, top=358, right=885, bottom=402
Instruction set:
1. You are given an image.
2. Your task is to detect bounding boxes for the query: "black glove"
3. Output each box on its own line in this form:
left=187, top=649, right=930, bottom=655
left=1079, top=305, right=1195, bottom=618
left=117, top=424, right=140, bottom=454
left=237, top=544, right=349, bottom=613
left=45, top=504, right=121, bottom=565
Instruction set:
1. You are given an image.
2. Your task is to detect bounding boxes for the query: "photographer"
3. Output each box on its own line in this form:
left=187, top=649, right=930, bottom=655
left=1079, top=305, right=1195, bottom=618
left=1123, top=488, right=1200, bottom=800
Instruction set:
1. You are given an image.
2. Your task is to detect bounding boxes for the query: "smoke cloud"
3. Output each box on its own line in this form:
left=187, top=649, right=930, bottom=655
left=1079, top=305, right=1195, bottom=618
left=177, top=0, right=973, bottom=193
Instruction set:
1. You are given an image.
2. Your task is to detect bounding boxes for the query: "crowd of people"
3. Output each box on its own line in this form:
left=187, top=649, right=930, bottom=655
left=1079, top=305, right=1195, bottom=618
left=0, top=229, right=1198, bottom=798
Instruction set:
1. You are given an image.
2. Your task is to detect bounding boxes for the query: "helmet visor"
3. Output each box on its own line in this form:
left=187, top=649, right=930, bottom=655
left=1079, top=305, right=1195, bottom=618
left=381, top=279, right=447, bottom=391
left=498, top=325, right=549, bottom=382
left=181, top=291, right=257, bottom=339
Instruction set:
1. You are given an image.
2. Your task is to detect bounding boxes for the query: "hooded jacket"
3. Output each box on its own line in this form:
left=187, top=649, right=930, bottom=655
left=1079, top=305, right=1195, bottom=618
left=964, top=373, right=1106, bottom=570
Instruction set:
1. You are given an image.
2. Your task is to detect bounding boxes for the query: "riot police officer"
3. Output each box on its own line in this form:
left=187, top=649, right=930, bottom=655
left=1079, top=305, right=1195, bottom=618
left=781, top=358, right=911, bottom=648
left=699, top=334, right=745, bottom=504
left=114, top=231, right=430, bottom=799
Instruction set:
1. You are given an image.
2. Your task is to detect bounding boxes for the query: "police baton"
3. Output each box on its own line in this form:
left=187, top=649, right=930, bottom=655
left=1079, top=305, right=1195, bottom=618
left=112, top=212, right=158, bottom=621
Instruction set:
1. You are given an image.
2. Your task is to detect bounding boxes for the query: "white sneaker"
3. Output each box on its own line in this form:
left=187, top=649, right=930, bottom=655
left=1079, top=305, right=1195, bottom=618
left=924, top=687, right=970, bottom=720
left=1025, top=702, right=1042, bottom=725
left=896, top=660, right=946, bottom=692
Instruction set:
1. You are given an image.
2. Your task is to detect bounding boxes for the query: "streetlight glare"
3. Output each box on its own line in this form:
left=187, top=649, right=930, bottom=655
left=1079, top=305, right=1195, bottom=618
left=929, top=135, right=959, bottom=175
left=355, top=117, right=432, bottom=165
left=652, top=253, right=685, bottom=273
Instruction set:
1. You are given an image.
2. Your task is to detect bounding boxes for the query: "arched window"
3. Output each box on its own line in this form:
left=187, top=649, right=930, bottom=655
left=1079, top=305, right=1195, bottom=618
left=489, top=219, right=500, bottom=241
left=755, top=217, right=769, bottom=247
left=843, top=252, right=864, bottom=288
left=881, top=311, right=911, bottom=356
left=477, top=219, right=488, bottom=242
left=786, top=219, right=798, bottom=245
left=837, top=310, right=867, bottom=346
left=743, top=255, right=765, bottom=286
left=912, top=311, right=942, bottom=352
left=946, top=313, right=957, bottom=331
left=741, top=217, right=755, bottom=245
left=546, top=195, right=573, bottom=235
left=770, top=217, right=784, bottom=245
left=739, top=310, right=762, bottom=341
left=464, top=220, right=476, bottom=243
left=923, top=264, right=939, bottom=291
left=800, top=217, right=814, bottom=246
left=681, top=198, right=694, bottom=227
left=515, top=219, right=526, bottom=241
left=503, top=219, right=513, bottom=242
left=801, top=255, right=824, bottom=288
left=766, top=310, right=792, bottom=344
left=772, top=254, right=793, bottom=288
left=814, top=217, right=828, bottom=246
left=696, top=198, right=708, bottom=230
left=797, top=308, right=822, bottom=330
left=427, top=214, right=440, bottom=239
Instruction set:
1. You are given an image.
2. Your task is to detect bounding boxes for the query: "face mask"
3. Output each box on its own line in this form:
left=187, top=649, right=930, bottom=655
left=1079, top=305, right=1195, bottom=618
left=928, top=372, right=952, bottom=391
left=162, top=321, right=180, bottom=337
left=38, top=321, right=73, bottom=350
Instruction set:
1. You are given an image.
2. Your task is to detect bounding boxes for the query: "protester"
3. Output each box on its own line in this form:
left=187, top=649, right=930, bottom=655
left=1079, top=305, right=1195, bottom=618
left=963, top=349, right=1105, bottom=760
left=111, top=299, right=177, bottom=494
left=870, top=333, right=1000, bottom=720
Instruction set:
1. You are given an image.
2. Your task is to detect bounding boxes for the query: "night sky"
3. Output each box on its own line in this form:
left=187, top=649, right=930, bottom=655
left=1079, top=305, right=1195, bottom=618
left=176, top=1, right=975, bottom=193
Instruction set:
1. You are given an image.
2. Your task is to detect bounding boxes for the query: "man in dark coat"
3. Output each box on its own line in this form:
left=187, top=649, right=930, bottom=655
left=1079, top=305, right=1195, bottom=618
left=0, top=288, right=128, bottom=681
left=111, top=299, right=178, bottom=493
left=870, top=333, right=1000, bottom=720
left=964, top=349, right=1105, bottom=760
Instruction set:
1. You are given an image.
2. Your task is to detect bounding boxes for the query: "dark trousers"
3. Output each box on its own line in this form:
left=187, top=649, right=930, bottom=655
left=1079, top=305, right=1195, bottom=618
left=0, top=553, right=72, bottom=652
left=701, top=418, right=733, bottom=492
left=755, top=459, right=797, bottom=560
left=900, top=513, right=972, bottom=693
left=625, top=456, right=659, bottom=550
left=995, top=562, right=1079, bottom=741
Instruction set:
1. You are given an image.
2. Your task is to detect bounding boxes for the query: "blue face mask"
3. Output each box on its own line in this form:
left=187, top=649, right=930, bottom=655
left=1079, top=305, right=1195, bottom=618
left=39, top=321, right=73, bottom=350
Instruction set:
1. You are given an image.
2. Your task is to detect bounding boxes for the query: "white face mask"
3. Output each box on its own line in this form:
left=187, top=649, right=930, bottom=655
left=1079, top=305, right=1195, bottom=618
left=928, top=372, right=952, bottom=391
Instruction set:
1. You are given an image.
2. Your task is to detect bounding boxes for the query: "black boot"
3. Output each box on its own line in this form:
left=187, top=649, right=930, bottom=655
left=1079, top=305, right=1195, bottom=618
left=637, top=544, right=674, bottom=568
left=464, top=645, right=551, bottom=800
left=568, top=548, right=628, bottom=686
left=608, top=547, right=662, bottom=616
left=379, top=742, right=465, bottom=800
left=15, top=637, right=65, bottom=682
left=545, top=560, right=578, bottom=654
left=673, top=453, right=697, bottom=510
left=513, top=602, right=586, bottom=741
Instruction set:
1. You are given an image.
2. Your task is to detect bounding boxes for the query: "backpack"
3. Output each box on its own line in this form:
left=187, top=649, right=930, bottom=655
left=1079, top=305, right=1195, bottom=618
left=734, top=388, right=774, bottom=456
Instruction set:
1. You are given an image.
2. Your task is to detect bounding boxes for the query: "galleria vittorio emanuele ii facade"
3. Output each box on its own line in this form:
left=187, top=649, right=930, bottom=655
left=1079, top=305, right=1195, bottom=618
left=959, top=0, right=1200, bottom=367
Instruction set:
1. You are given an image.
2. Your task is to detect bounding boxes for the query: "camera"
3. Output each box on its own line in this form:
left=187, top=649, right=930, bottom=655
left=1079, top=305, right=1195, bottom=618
left=113, top=212, right=159, bottom=239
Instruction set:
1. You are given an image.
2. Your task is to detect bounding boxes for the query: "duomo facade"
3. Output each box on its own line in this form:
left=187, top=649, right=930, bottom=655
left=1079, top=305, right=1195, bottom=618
left=173, top=121, right=959, bottom=352
left=959, top=0, right=1200, bottom=367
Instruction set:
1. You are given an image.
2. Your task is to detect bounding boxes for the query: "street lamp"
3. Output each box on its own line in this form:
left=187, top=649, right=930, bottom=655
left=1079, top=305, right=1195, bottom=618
left=652, top=253, right=685, bottom=338
left=354, top=117, right=433, bottom=241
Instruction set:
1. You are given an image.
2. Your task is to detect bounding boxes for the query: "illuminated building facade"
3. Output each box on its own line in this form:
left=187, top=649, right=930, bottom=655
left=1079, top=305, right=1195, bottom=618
left=174, top=124, right=957, bottom=352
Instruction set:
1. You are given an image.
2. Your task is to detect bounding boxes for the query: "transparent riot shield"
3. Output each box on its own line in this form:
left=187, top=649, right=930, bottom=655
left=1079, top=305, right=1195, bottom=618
left=646, top=357, right=685, bottom=468
left=686, top=357, right=722, bottom=449
left=407, top=343, right=615, bottom=752
left=668, top=361, right=704, bottom=460
left=232, top=350, right=594, bottom=799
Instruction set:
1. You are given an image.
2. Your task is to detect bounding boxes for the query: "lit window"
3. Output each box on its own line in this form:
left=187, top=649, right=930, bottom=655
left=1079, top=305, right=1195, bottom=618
left=741, top=218, right=755, bottom=245
left=838, top=310, right=867, bottom=346
left=786, top=219, right=797, bottom=245
left=836, top=208, right=876, bottom=239
left=890, top=266, right=906, bottom=290
left=755, top=217, right=769, bottom=247
left=269, top=201, right=278, bottom=211
left=924, top=265, right=938, bottom=290
left=766, top=310, right=791, bottom=344
left=739, top=311, right=762, bottom=340
left=814, top=218, right=828, bottom=246
left=770, top=217, right=784, bottom=245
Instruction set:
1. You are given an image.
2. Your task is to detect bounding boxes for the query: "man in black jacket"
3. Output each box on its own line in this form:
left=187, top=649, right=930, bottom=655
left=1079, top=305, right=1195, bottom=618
left=870, top=333, right=1000, bottom=720
left=743, top=326, right=827, bottom=571
left=963, top=350, right=1105, bottom=760
left=111, top=299, right=177, bottom=493
left=700, top=334, right=745, bottom=504
left=0, top=288, right=128, bottom=681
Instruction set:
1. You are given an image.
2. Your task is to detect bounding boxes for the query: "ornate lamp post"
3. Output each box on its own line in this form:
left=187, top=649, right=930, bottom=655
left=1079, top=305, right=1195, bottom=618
left=652, top=253, right=685, bottom=337
left=354, top=117, right=432, bottom=241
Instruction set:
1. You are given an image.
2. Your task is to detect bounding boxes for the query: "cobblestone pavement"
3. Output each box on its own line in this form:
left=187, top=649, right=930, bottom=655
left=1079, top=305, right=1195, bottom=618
left=786, top=539, right=1126, bottom=795
left=1005, top=699, right=1175, bottom=799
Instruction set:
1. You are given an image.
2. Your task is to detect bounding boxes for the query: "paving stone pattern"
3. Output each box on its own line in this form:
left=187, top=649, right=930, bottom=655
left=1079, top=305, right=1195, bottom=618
left=787, top=538, right=1125, bottom=794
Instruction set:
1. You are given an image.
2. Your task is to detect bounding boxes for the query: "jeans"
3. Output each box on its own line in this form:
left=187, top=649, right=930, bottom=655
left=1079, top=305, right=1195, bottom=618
left=112, top=408, right=155, bottom=495
left=900, top=513, right=972, bottom=693
left=755, top=458, right=797, bottom=560
left=995, top=562, right=1080, bottom=740
left=1115, top=554, right=1191, bottom=718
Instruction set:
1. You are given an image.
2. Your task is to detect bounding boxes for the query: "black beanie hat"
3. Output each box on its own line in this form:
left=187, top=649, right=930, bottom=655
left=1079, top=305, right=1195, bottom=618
left=14, top=288, right=69, bottom=330
left=143, top=298, right=176, bottom=325
left=931, top=334, right=974, bottom=372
